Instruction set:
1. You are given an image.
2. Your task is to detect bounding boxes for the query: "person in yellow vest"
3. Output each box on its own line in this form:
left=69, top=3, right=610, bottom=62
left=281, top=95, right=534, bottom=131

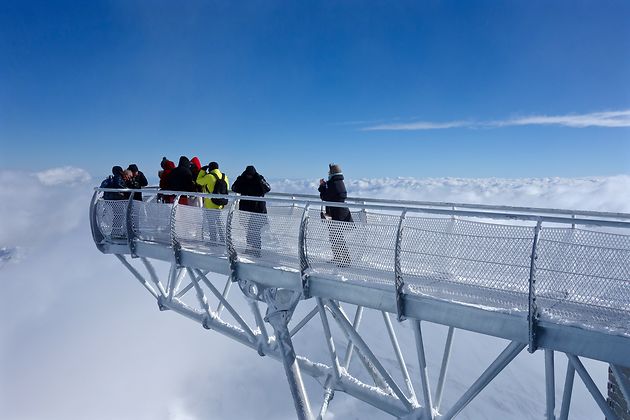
left=196, top=162, right=230, bottom=246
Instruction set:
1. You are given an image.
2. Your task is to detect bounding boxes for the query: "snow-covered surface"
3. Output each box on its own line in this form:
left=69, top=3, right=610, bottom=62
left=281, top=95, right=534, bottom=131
left=1, top=167, right=627, bottom=420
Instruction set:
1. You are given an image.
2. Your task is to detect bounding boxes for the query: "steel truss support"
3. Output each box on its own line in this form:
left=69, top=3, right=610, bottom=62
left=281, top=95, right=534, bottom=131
left=110, top=255, right=623, bottom=420
left=435, top=326, right=455, bottom=413
left=566, top=354, right=618, bottom=420
left=545, top=350, right=556, bottom=420
left=264, top=289, right=313, bottom=420
left=559, top=358, right=575, bottom=420
left=326, top=300, right=416, bottom=413
left=441, top=341, right=526, bottom=420
left=611, top=364, right=630, bottom=412
left=412, top=320, right=434, bottom=420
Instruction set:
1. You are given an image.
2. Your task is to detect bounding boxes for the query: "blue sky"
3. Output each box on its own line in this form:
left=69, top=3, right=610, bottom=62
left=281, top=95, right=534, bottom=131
left=1, top=0, right=629, bottom=180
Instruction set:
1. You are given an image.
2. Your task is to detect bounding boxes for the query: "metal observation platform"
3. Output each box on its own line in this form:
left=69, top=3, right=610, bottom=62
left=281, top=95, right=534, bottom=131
left=90, top=187, right=630, bottom=420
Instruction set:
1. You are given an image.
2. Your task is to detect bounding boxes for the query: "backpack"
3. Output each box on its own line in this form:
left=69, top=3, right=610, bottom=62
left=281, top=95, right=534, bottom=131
left=209, top=172, right=229, bottom=206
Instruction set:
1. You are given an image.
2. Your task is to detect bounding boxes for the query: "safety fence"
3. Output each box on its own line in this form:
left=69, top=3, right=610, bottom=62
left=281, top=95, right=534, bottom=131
left=91, top=188, right=630, bottom=339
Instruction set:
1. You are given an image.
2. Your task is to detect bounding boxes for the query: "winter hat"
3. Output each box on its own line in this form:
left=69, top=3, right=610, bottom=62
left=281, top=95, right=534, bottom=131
left=328, top=164, right=342, bottom=175
left=208, top=161, right=219, bottom=171
left=244, top=165, right=257, bottom=175
left=127, top=164, right=139, bottom=173
left=112, top=166, right=123, bottom=176
left=178, top=156, right=190, bottom=167
left=161, top=157, right=169, bottom=169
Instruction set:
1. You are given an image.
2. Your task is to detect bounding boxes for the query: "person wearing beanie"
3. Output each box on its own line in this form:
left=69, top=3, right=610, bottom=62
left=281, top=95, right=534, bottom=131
left=126, top=164, right=148, bottom=201
left=196, top=162, right=229, bottom=210
left=318, top=163, right=353, bottom=266
left=231, top=165, right=271, bottom=257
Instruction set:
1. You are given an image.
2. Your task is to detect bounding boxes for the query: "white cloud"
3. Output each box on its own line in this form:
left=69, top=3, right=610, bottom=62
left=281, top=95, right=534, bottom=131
left=1, top=167, right=621, bottom=420
left=362, top=109, right=630, bottom=131
left=36, top=166, right=92, bottom=186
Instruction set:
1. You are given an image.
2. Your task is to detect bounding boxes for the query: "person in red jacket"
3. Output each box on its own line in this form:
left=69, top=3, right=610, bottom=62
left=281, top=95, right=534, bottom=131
left=189, top=157, right=203, bottom=207
left=158, top=157, right=176, bottom=203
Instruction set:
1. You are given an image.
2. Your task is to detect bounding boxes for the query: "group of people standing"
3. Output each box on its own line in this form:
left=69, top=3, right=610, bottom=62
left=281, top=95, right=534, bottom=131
left=101, top=159, right=352, bottom=266
left=100, top=164, right=148, bottom=200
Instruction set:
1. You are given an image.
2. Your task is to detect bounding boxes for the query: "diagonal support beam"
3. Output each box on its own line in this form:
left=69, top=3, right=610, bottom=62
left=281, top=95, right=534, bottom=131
left=115, top=255, right=159, bottom=299
left=567, top=354, right=618, bottom=420
left=140, top=257, right=166, bottom=296
left=559, top=358, right=575, bottom=420
left=192, top=269, right=257, bottom=343
left=435, top=326, right=455, bottom=412
left=441, top=341, right=526, bottom=420
left=326, top=300, right=416, bottom=412
left=383, top=312, right=417, bottom=403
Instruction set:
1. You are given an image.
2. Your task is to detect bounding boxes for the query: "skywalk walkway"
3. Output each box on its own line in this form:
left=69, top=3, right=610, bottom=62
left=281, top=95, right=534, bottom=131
left=90, top=187, right=630, bottom=419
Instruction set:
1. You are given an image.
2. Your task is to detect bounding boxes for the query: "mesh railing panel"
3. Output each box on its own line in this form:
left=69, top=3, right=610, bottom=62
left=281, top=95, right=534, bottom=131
left=402, top=217, right=535, bottom=311
left=130, top=200, right=172, bottom=244
left=537, top=227, right=630, bottom=335
left=230, top=205, right=302, bottom=268
left=305, top=208, right=399, bottom=285
left=95, top=199, right=128, bottom=240
left=174, top=204, right=227, bottom=255
left=92, top=194, right=630, bottom=336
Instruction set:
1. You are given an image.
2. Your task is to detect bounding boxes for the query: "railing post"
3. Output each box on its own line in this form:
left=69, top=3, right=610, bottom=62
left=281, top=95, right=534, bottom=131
left=89, top=190, right=106, bottom=247
left=170, top=195, right=182, bottom=266
left=395, top=209, right=407, bottom=321
left=225, top=198, right=239, bottom=280
left=528, top=219, right=543, bottom=353
left=298, top=203, right=311, bottom=298
left=125, top=194, right=137, bottom=257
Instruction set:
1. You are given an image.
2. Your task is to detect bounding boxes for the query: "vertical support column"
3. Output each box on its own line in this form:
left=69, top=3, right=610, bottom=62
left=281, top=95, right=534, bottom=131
left=298, top=203, right=311, bottom=297
left=170, top=195, right=182, bottom=265
left=412, top=320, right=434, bottom=420
left=545, top=349, right=556, bottom=420
left=559, top=358, right=575, bottom=420
left=435, top=326, right=455, bottom=412
left=264, top=289, right=313, bottom=420
left=528, top=220, right=543, bottom=353
left=394, top=209, right=408, bottom=321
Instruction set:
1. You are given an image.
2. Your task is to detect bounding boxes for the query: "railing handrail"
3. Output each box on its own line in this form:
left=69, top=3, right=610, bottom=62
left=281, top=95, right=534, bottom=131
left=112, top=186, right=630, bottom=221
left=94, top=187, right=630, bottom=229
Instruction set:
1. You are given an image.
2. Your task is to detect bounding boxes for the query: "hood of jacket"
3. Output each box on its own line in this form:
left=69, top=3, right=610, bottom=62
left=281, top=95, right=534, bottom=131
left=190, top=157, right=202, bottom=171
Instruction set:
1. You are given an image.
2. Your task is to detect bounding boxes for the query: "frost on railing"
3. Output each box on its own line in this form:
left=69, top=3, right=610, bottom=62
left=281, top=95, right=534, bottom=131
left=91, top=188, right=630, bottom=337
left=537, top=227, right=630, bottom=335
left=401, top=217, right=534, bottom=312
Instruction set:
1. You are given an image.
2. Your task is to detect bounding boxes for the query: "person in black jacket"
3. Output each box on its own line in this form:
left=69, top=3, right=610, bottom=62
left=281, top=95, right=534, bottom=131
left=232, top=165, right=271, bottom=257
left=126, top=164, right=148, bottom=201
left=318, top=163, right=352, bottom=266
left=165, top=156, right=196, bottom=205
left=101, top=166, right=128, bottom=200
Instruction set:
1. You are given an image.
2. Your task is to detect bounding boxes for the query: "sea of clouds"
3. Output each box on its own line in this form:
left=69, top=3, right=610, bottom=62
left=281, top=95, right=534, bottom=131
left=1, top=167, right=627, bottom=420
